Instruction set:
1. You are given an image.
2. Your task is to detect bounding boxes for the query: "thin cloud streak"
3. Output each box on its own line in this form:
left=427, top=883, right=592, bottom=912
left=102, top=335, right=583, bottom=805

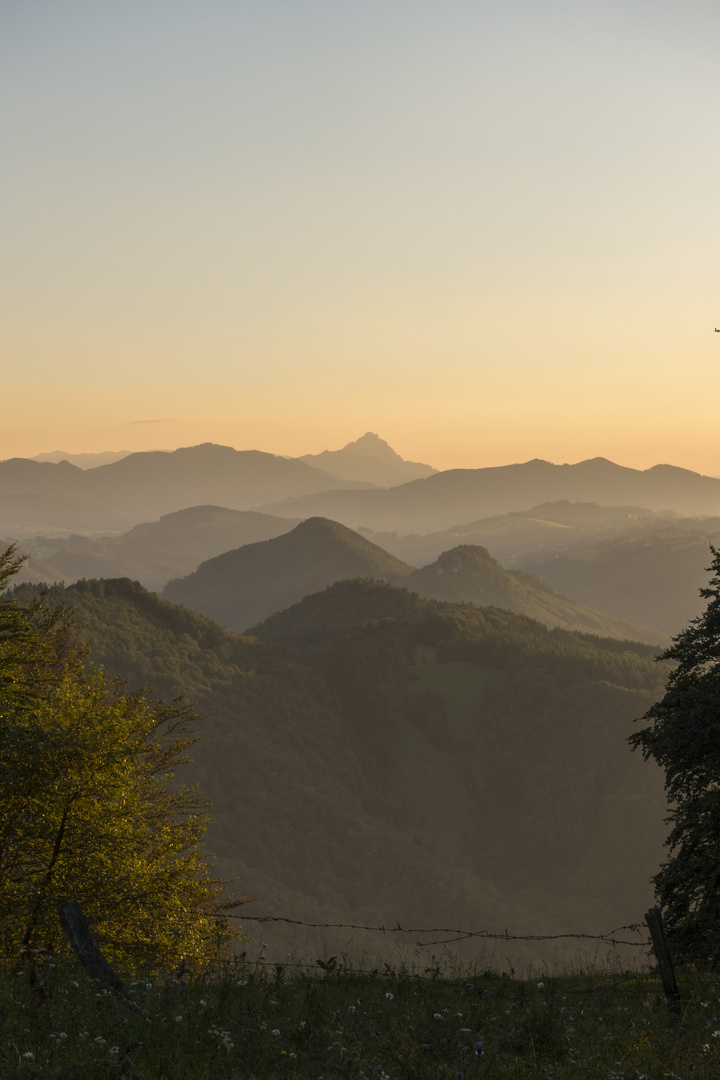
left=132, top=418, right=181, bottom=425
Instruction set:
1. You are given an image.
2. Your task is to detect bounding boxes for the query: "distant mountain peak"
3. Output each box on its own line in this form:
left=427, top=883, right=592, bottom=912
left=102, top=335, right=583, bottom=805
left=298, top=434, right=436, bottom=487
left=342, top=432, right=400, bottom=462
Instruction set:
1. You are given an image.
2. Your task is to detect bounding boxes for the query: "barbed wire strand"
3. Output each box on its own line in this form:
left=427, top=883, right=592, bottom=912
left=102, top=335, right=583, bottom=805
left=216, top=914, right=650, bottom=949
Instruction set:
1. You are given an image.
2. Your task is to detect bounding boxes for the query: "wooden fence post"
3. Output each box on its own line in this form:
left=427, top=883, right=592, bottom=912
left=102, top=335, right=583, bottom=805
left=57, top=899, right=124, bottom=993
left=644, top=906, right=681, bottom=1019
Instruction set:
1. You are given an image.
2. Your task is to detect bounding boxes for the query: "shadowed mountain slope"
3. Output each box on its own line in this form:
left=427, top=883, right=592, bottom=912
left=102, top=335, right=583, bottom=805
left=406, top=545, right=667, bottom=645
left=520, top=520, right=720, bottom=637
left=259, top=458, right=720, bottom=534
left=162, top=516, right=412, bottom=631
left=7, top=506, right=300, bottom=591
left=12, top=575, right=668, bottom=963
left=162, top=518, right=665, bottom=643
left=365, top=501, right=666, bottom=567
left=298, top=432, right=437, bottom=487
left=0, top=443, right=373, bottom=539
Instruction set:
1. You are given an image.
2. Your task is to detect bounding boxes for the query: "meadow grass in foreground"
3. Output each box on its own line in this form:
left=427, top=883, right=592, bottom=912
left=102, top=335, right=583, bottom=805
left=2, top=958, right=720, bottom=1078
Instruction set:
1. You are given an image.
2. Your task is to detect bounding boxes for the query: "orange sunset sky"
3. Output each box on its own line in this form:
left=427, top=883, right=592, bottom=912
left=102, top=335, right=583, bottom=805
left=2, top=0, right=719, bottom=473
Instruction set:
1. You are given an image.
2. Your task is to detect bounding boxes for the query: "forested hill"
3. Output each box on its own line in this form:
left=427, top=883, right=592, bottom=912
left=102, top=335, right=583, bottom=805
left=162, top=516, right=411, bottom=631
left=12, top=577, right=669, bottom=962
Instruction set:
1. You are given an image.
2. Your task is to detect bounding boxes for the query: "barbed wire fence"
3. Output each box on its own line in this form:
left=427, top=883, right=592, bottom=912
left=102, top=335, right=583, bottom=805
left=233, top=914, right=649, bottom=948
left=212, top=913, right=653, bottom=977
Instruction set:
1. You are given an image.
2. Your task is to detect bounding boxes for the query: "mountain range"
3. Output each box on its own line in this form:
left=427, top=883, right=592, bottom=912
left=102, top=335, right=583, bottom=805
left=260, top=457, right=720, bottom=533
left=10, top=506, right=300, bottom=591
left=12, top=575, right=668, bottom=964
left=163, top=516, right=666, bottom=644
left=163, top=517, right=412, bottom=631
left=0, top=444, right=370, bottom=539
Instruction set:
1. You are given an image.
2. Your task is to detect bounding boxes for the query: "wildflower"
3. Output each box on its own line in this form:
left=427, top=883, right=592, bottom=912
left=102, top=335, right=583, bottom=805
left=22, top=1052, right=34, bottom=1059
left=433, top=1012, right=442, bottom=1019
left=175, top=1016, right=183, bottom=1022
left=385, top=992, right=394, bottom=1000
left=272, top=1029, right=280, bottom=1036
left=473, top=1041, right=484, bottom=1055
left=110, top=1047, right=119, bottom=1054
left=421, top=1044, right=431, bottom=1052
left=537, top=982, right=545, bottom=989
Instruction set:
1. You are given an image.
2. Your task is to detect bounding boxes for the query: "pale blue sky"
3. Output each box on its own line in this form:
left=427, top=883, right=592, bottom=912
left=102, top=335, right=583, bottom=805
left=2, top=0, right=719, bottom=469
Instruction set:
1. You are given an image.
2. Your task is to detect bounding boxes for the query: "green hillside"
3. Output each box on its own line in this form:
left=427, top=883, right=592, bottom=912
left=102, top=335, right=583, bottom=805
left=12, top=576, right=669, bottom=964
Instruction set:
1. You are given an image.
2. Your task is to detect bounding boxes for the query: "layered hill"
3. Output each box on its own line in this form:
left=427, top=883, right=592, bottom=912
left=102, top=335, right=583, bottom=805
left=365, top=501, right=666, bottom=567
left=8, top=506, right=299, bottom=591
left=13, top=575, right=668, bottom=964
left=298, top=431, right=436, bottom=487
left=162, top=518, right=666, bottom=643
left=32, top=449, right=134, bottom=468
left=406, top=545, right=666, bottom=644
left=259, top=457, right=720, bottom=534
left=0, top=443, right=372, bottom=539
left=162, top=516, right=412, bottom=631
left=520, top=519, right=720, bottom=637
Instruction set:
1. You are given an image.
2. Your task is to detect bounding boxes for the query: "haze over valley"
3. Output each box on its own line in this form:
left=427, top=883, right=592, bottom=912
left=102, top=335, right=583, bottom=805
left=3, top=0, right=719, bottom=974
left=4, top=430, right=719, bottom=961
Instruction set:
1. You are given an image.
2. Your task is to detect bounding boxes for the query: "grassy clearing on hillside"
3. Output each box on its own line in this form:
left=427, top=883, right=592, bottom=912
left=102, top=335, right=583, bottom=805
left=3, top=958, right=720, bottom=1079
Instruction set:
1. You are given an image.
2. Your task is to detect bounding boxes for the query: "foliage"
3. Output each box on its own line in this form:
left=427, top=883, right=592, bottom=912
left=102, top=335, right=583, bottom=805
left=4, top=960, right=720, bottom=1079
left=630, top=544, right=720, bottom=964
left=0, top=547, right=240, bottom=972
left=11, top=574, right=670, bottom=956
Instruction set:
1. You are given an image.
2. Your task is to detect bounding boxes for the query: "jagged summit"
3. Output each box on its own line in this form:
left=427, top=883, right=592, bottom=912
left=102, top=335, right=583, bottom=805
left=298, top=433, right=436, bottom=487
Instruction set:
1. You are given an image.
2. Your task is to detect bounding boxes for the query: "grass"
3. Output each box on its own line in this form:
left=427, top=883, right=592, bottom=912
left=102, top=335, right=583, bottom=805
left=2, top=955, right=720, bottom=1078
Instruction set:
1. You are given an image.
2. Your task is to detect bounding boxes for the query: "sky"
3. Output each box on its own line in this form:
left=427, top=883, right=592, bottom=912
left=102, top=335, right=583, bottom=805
left=1, top=0, right=719, bottom=472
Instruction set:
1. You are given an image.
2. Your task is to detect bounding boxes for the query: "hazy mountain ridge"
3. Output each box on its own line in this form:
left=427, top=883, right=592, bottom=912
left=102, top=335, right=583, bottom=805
left=406, top=545, right=666, bottom=644
left=519, top=519, right=720, bottom=636
left=364, top=501, right=668, bottom=566
left=11, top=576, right=668, bottom=958
left=259, top=457, right=720, bottom=533
left=6, top=506, right=300, bottom=591
left=0, top=443, right=373, bottom=539
left=162, top=517, right=666, bottom=644
left=31, top=450, right=134, bottom=468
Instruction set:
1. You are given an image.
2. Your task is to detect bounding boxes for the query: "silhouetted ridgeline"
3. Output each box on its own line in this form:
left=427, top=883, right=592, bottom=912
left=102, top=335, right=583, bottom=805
left=0, top=443, right=373, bottom=538
left=162, top=517, right=665, bottom=644
left=12, top=576, right=669, bottom=961
left=259, top=457, right=720, bottom=532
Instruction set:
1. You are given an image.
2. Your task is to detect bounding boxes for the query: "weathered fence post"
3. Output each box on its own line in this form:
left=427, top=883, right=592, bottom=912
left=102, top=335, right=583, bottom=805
left=57, top=899, right=124, bottom=993
left=644, top=906, right=681, bottom=1019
